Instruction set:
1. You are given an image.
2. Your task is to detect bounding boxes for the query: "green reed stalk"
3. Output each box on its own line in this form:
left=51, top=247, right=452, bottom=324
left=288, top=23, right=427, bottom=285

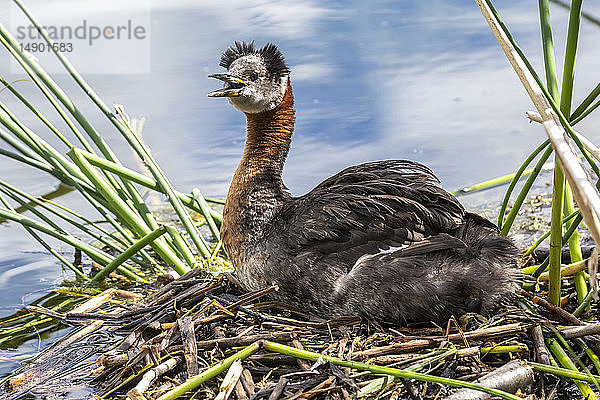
left=20, top=151, right=158, bottom=269
left=0, top=188, right=63, bottom=233
left=0, top=208, right=129, bottom=275
left=263, top=341, right=522, bottom=400
left=523, top=210, right=579, bottom=257
left=0, top=207, right=143, bottom=282
left=0, top=102, right=92, bottom=189
left=559, top=0, right=586, bottom=304
left=539, top=0, right=563, bottom=306
left=486, top=0, right=600, bottom=180
left=11, top=1, right=212, bottom=260
left=165, top=226, right=197, bottom=268
left=501, top=146, right=553, bottom=236
left=0, top=24, right=176, bottom=257
left=531, top=361, right=600, bottom=383
left=481, top=344, right=528, bottom=354
left=156, top=342, right=260, bottom=400
left=0, top=29, right=94, bottom=153
left=485, top=0, right=600, bottom=262
left=0, top=106, right=171, bottom=271
left=0, top=27, right=145, bottom=216
left=1, top=54, right=183, bottom=277
left=0, top=193, right=88, bottom=280
left=539, top=0, right=559, bottom=98
left=571, top=82, right=600, bottom=121
left=450, top=150, right=554, bottom=198
left=192, top=188, right=221, bottom=241
left=0, top=102, right=128, bottom=239
left=548, top=169, right=564, bottom=306
left=549, top=326, right=600, bottom=390
left=575, top=338, right=600, bottom=374
left=79, top=150, right=222, bottom=222
left=114, top=112, right=212, bottom=259
left=68, top=147, right=189, bottom=275
left=497, top=139, right=550, bottom=228
left=0, top=180, right=147, bottom=269
left=573, top=292, right=594, bottom=317
left=560, top=0, right=583, bottom=116
left=40, top=198, right=142, bottom=253
left=532, top=211, right=586, bottom=278
left=91, top=226, right=167, bottom=283
left=0, top=126, right=49, bottom=166
left=0, top=3, right=228, bottom=278
left=547, top=338, right=599, bottom=399
left=0, top=76, right=79, bottom=148
left=534, top=176, right=600, bottom=274
left=71, top=175, right=162, bottom=270
left=0, top=147, right=56, bottom=174
left=572, top=99, right=600, bottom=125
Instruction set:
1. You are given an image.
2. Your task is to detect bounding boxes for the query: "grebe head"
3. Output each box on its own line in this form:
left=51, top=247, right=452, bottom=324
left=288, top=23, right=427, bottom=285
left=208, top=41, right=290, bottom=114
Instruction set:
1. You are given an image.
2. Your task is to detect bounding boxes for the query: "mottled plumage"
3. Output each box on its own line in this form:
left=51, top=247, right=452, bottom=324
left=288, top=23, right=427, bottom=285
left=209, top=42, right=520, bottom=325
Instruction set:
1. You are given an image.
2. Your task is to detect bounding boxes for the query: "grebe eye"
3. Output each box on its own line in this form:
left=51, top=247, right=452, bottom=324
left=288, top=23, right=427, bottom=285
left=249, top=72, right=259, bottom=81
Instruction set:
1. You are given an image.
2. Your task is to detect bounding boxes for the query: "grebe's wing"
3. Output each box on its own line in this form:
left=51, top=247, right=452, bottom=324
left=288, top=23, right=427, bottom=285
left=278, top=160, right=468, bottom=267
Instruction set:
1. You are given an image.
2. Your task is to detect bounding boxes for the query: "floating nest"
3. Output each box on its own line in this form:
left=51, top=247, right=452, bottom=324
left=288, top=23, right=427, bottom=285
left=3, top=248, right=600, bottom=400
left=3, top=194, right=600, bottom=399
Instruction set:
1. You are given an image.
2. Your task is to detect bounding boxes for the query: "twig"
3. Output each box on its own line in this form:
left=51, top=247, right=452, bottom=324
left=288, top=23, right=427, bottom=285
left=155, top=342, right=260, bottom=400
left=519, top=289, right=581, bottom=325
left=240, top=368, right=256, bottom=397
left=215, top=359, right=244, bottom=400
left=267, top=377, right=289, bottom=400
left=201, top=332, right=297, bottom=351
left=126, top=357, right=180, bottom=400
left=289, top=376, right=336, bottom=400
left=531, top=325, right=551, bottom=365
left=178, top=316, right=198, bottom=376
left=248, top=353, right=298, bottom=366
left=352, top=323, right=527, bottom=358
left=8, top=289, right=123, bottom=394
left=234, top=379, right=249, bottom=400
left=560, top=324, right=600, bottom=339
left=25, top=305, right=68, bottom=320
left=226, top=286, right=279, bottom=311
left=263, top=341, right=523, bottom=400
left=527, top=111, right=600, bottom=164
left=445, top=360, right=534, bottom=400
left=291, top=339, right=312, bottom=371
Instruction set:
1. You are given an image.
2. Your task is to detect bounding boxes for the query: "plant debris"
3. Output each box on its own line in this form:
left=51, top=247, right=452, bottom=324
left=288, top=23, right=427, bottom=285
left=3, top=258, right=600, bottom=400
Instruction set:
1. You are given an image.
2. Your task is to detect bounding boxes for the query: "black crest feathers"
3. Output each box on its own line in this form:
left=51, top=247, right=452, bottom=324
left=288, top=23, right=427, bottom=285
left=220, top=41, right=290, bottom=76
left=220, top=41, right=256, bottom=69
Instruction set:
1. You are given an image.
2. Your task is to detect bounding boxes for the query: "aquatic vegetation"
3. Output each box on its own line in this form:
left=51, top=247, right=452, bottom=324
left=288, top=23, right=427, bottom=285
left=477, top=0, right=600, bottom=398
left=2, top=0, right=600, bottom=398
left=0, top=1, right=223, bottom=283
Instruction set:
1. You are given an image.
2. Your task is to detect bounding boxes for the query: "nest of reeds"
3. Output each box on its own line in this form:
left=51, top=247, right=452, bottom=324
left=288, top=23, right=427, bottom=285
left=6, top=249, right=600, bottom=400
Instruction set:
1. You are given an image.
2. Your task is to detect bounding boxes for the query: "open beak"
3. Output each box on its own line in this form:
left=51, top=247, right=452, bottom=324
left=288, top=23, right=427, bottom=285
left=207, top=73, right=246, bottom=97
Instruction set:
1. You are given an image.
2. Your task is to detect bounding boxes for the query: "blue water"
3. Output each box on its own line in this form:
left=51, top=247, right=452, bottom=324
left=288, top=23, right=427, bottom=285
left=1, top=0, right=600, bottom=378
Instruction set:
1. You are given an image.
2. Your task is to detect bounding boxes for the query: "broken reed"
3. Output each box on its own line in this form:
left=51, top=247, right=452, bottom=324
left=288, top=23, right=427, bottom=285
left=485, top=0, right=599, bottom=304
left=155, top=341, right=524, bottom=400
left=0, top=0, right=224, bottom=282
left=477, top=2, right=600, bottom=399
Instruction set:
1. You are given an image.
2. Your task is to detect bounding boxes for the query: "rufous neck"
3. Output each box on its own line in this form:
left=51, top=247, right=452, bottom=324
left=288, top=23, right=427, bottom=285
left=238, top=80, right=295, bottom=180
left=221, top=80, right=295, bottom=255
